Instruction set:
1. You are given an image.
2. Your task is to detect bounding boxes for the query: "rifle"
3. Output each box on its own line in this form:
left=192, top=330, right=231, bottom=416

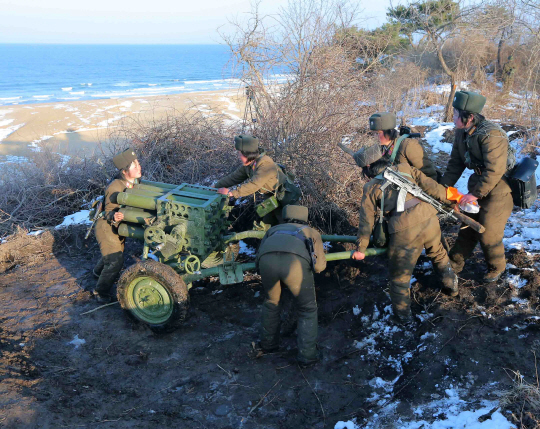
left=382, top=168, right=486, bottom=234
left=85, top=200, right=103, bottom=240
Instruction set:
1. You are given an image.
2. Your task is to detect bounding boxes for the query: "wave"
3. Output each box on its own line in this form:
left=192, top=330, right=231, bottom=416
left=62, top=87, right=73, bottom=91
left=33, top=95, right=52, bottom=99
left=113, top=82, right=132, bottom=87
left=70, top=91, right=85, bottom=95
left=0, top=96, right=21, bottom=101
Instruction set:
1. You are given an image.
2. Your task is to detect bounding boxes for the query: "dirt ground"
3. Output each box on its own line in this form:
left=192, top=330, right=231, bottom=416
left=0, top=219, right=539, bottom=429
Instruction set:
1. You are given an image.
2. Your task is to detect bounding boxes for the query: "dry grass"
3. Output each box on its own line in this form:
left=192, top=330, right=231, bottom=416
left=501, top=351, right=540, bottom=429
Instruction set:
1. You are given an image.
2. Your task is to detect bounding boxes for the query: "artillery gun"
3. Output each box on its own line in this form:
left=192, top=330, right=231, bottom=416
left=113, top=179, right=385, bottom=332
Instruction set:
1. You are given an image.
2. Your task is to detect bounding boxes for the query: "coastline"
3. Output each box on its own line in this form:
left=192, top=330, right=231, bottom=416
left=0, top=88, right=246, bottom=161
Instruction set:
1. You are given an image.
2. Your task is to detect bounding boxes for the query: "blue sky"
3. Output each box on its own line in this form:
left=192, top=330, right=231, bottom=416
left=0, top=0, right=392, bottom=44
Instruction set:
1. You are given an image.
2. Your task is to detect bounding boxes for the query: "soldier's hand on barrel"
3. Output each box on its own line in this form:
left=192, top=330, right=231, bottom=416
left=113, top=212, right=124, bottom=222
left=459, top=194, right=478, bottom=205
left=217, top=187, right=232, bottom=197
left=352, top=251, right=365, bottom=261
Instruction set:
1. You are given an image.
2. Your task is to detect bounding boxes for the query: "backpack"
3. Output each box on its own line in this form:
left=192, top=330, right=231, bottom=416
left=506, top=157, right=539, bottom=209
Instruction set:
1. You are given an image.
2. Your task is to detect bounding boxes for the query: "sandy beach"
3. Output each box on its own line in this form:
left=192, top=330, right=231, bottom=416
left=0, top=89, right=246, bottom=161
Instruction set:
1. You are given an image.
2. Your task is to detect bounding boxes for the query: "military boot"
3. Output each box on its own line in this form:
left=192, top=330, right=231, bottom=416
left=483, top=268, right=505, bottom=283
left=393, top=309, right=415, bottom=327
left=436, top=263, right=459, bottom=297
left=449, top=255, right=464, bottom=274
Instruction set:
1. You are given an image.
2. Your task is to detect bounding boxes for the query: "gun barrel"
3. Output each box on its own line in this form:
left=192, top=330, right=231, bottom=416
left=325, top=248, right=387, bottom=261
left=118, top=223, right=145, bottom=240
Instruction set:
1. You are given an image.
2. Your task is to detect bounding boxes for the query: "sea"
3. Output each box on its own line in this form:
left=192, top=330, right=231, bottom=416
left=0, top=44, right=247, bottom=106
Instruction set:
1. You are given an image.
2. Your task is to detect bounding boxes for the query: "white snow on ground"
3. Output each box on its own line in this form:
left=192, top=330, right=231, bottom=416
left=0, top=155, right=29, bottom=164
left=96, top=115, right=125, bottom=127
left=68, top=335, right=86, bottom=348
left=55, top=210, right=92, bottom=229
left=0, top=122, right=25, bottom=142
left=424, top=123, right=454, bottom=154
left=218, top=96, right=240, bottom=112
left=340, top=389, right=513, bottom=429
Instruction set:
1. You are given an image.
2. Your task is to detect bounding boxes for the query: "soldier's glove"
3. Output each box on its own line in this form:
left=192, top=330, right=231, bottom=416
left=446, top=187, right=464, bottom=202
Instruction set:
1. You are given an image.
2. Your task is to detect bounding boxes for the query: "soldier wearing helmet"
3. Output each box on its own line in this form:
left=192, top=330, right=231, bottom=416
left=214, top=135, right=300, bottom=226
left=439, top=91, right=513, bottom=283
left=351, top=141, right=458, bottom=322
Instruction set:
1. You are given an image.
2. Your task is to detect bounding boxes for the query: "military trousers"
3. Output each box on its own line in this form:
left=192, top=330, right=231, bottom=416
left=258, top=253, right=318, bottom=364
left=388, top=216, right=449, bottom=317
left=449, top=191, right=513, bottom=274
left=94, top=219, right=125, bottom=298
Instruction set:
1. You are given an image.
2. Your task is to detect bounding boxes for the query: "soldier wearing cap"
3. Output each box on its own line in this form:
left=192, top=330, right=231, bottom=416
left=92, top=148, right=142, bottom=302
left=366, top=112, right=438, bottom=180
left=439, top=91, right=513, bottom=283
left=351, top=147, right=458, bottom=322
left=214, top=135, right=300, bottom=226
left=256, top=205, right=327, bottom=366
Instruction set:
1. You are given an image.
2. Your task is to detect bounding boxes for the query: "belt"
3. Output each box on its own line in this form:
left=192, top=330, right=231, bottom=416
left=392, top=198, right=420, bottom=215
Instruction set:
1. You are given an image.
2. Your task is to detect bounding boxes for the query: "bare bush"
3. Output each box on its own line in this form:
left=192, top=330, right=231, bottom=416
left=0, top=149, right=108, bottom=237
left=0, top=109, right=238, bottom=237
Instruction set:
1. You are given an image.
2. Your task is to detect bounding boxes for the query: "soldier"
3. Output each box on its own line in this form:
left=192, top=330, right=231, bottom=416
left=351, top=144, right=459, bottom=322
left=367, top=112, right=438, bottom=180
left=92, top=148, right=142, bottom=303
left=256, top=205, right=327, bottom=366
left=214, top=134, right=300, bottom=226
left=439, top=91, right=513, bottom=283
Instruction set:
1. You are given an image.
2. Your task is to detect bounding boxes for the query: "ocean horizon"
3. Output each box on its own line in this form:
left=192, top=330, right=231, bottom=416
left=0, top=44, right=244, bottom=105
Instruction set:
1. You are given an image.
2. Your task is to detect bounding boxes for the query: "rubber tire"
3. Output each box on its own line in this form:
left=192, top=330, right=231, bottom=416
left=117, top=260, right=189, bottom=333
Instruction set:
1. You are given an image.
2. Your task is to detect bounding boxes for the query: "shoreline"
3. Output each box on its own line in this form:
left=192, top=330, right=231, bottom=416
left=0, top=88, right=246, bottom=161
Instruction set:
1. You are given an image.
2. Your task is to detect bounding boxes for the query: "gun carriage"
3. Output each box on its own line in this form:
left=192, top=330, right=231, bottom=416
left=107, top=179, right=385, bottom=332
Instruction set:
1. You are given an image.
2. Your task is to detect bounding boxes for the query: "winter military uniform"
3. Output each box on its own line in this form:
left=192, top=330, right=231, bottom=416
left=368, top=112, right=438, bottom=180
left=256, top=205, right=327, bottom=365
left=440, top=91, right=513, bottom=282
left=355, top=159, right=457, bottom=319
left=93, top=148, right=138, bottom=300
left=215, top=135, right=300, bottom=226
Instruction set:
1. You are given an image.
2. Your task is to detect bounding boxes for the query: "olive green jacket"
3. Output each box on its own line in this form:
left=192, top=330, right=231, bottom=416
left=102, top=179, right=129, bottom=224
left=355, top=163, right=450, bottom=253
left=257, top=223, right=327, bottom=273
left=440, top=120, right=511, bottom=198
left=215, top=154, right=286, bottom=199
left=382, top=137, right=438, bottom=181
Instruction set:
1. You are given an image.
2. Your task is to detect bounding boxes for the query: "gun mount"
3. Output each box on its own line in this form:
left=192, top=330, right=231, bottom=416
left=112, top=179, right=386, bottom=332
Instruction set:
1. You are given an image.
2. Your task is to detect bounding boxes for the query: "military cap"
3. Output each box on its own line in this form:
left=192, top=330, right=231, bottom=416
left=113, top=147, right=137, bottom=170
left=353, top=143, right=383, bottom=168
left=282, top=205, right=309, bottom=223
left=234, top=135, right=259, bottom=153
left=452, top=91, right=486, bottom=114
left=369, top=112, right=397, bottom=131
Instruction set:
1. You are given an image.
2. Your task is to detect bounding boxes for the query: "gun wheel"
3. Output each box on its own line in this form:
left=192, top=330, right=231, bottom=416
left=117, top=260, right=189, bottom=333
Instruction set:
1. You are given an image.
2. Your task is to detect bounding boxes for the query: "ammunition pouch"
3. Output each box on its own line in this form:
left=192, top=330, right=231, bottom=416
left=255, top=165, right=301, bottom=218
left=505, top=157, right=539, bottom=209
left=255, top=195, right=280, bottom=218
left=372, top=217, right=389, bottom=248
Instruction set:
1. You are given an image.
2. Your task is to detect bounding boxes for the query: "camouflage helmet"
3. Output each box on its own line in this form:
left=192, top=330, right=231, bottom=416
left=282, top=205, right=309, bottom=223
left=452, top=91, right=486, bottom=114
left=369, top=112, right=397, bottom=131
left=113, top=147, right=137, bottom=170
left=353, top=143, right=383, bottom=168
left=234, top=135, right=259, bottom=153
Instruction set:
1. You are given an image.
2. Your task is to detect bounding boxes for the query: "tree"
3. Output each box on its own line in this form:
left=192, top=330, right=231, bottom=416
left=388, top=0, right=475, bottom=121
